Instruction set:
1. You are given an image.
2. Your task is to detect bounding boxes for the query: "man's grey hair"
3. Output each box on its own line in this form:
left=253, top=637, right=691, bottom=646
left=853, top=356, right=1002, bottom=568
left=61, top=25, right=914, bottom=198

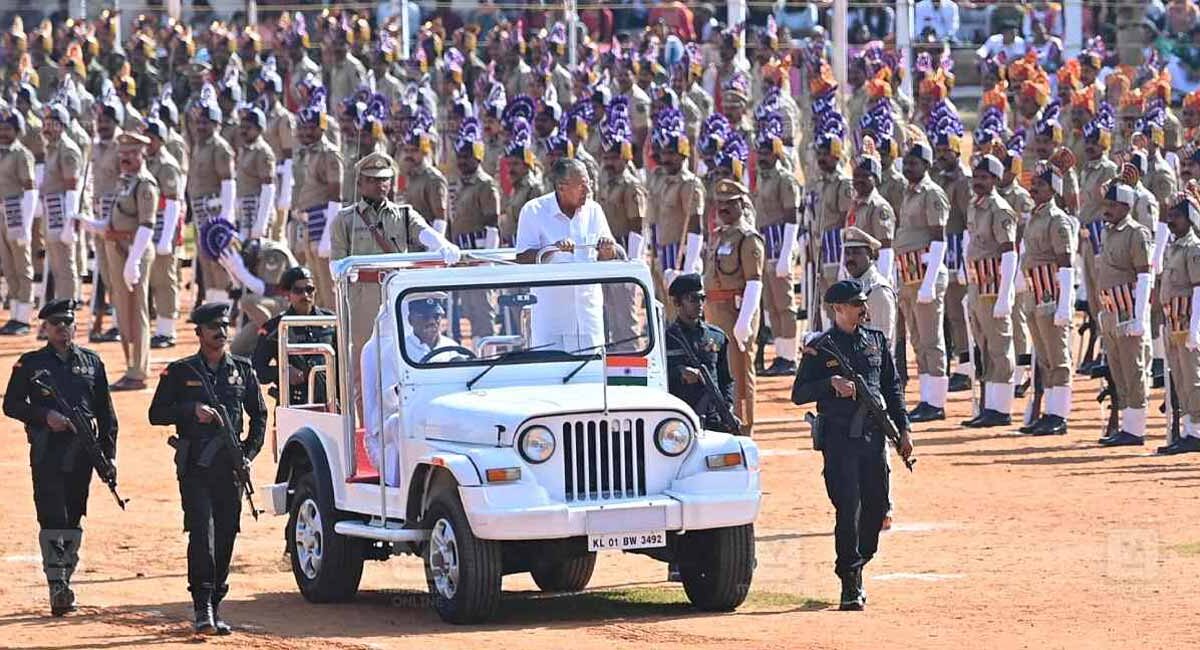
left=548, top=158, right=589, bottom=191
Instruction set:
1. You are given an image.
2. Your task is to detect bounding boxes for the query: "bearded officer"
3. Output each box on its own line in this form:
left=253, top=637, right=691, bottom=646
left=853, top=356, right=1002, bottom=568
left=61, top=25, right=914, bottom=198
left=40, top=104, right=82, bottom=303
left=292, top=89, right=343, bottom=309
left=960, top=154, right=1019, bottom=428
left=754, top=114, right=804, bottom=377
left=705, top=178, right=764, bottom=435
left=234, top=106, right=277, bottom=240
left=3, top=299, right=117, bottom=616
left=187, top=95, right=237, bottom=305
left=1157, top=189, right=1200, bottom=454
left=148, top=303, right=267, bottom=635
left=144, top=118, right=185, bottom=349
left=841, top=227, right=898, bottom=343
left=0, top=103, right=38, bottom=334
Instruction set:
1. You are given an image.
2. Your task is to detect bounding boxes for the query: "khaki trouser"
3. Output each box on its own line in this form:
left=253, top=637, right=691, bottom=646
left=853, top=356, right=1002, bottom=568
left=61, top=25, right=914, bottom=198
left=706, top=297, right=759, bottom=434
left=270, top=208, right=287, bottom=242
left=0, top=224, right=33, bottom=304
left=1098, top=310, right=1150, bottom=410
left=763, top=262, right=797, bottom=339
left=966, top=286, right=1014, bottom=384
left=287, top=218, right=307, bottom=268
left=1027, top=298, right=1073, bottom=388
left=149, top=252, right=179, bottom=321
left=231, top=294, right=287, bottom=356
left=818, top=265, right=839, bottom=330
left=603, top=282, right=642, bottom=348
left=651, top=262, right=675, bottom=323
left=1166, top=331, right=1200, bottom=420
left=44, top=237, right=78, bottom=301
left=897, top=271, right=948, bottom=377
left=307, top=243, right=335, bottom=310
left=458, top=290, right=497, bottom=341
left=946, top=279, right=969, bottom=361
left=104, top=239, right=153, bottom=381
left=1012, top=286, right=1030, bottom=360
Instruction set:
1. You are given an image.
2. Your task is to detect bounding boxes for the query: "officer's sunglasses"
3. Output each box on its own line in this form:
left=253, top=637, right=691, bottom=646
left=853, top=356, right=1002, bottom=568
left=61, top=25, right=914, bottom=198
left=291, top=285, right=317, bottom=295
left=681, top=293, right=706, bottom=304
left=47, top=316, right=75, bottom=327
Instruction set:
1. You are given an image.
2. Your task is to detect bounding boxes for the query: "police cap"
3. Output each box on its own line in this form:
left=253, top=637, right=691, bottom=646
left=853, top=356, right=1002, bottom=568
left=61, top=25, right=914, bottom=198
left=117, top=132, right=150, bottom=153
left=841, top=226, right=881, bottom=253
left=279, top=266, right=313, bottom=292
left=38, top=298, right=77, bottom=320
left=189, top=302, right=232, bottom=326
left=409, top=297, right=446, bottom=318
left=714, top=178, right=750, bottom=202
left=824, top=279, right=868, bottom=305
left=668, top=273, right=704, bottom=298
left=357, top=151, right=397, bottom=179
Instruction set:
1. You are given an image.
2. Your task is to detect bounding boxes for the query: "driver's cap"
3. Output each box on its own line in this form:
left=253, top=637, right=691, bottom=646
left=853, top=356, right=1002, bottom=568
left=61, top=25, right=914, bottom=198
left=409, top=297, right=446, bottom=317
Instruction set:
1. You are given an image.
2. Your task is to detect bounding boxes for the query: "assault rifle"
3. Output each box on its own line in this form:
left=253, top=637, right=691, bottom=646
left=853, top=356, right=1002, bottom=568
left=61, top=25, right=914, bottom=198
left=666, top=330, right=744, bottom=435
left=811, top=336, right=915, bottom=471
left=182, top=362, right=260, bottom=520
left=29, top=370, right=128, bottom=510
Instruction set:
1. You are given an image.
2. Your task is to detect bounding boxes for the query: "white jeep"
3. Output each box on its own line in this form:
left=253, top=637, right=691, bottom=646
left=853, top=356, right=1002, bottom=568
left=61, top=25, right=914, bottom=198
left=261, top=249, right=762, bottom=623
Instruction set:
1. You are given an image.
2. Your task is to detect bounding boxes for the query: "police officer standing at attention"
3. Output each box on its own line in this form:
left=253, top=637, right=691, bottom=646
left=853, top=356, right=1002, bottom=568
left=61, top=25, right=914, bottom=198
left=4, top=299, right=117, bottom=616
left=0, top=103, right=38, bottom=335
left=665, top=273, right=737, bottom=433
left=791, top=280, right=913, bottom=611
left=148, top=303, right=267, bottom=635
left=253, top=266, right=336, bottom=407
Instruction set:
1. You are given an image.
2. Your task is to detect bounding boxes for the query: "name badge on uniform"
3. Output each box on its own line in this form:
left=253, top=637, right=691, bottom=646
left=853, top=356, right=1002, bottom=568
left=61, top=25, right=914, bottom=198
left=185, top=380, right=202, bottom=387
left=826, top=360, right=840, bottom=368
left=717, top=243, right=734, bottom=256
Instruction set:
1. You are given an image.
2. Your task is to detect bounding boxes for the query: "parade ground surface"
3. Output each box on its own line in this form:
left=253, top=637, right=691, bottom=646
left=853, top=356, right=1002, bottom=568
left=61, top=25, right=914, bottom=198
left=2, top=311, right=1199, bottom=649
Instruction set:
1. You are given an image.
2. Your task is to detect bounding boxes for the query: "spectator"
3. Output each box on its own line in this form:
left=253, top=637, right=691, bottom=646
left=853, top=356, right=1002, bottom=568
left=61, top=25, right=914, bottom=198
left=580, top=4, right=614, bottom=43
left=975, top=16, right=1026, bottom=61
left=1023, top=1, right=1063, bottom=39
left=915, top=0, right=961, bottom=43
left=775, top=1, right=821, bottom=38
left=849, top=6, right=896, bottom=43
left=470, top=1, right=505, bottom=35
left=694, top=4, right=721, bottom=44
left=1167, top=0, right=1200, bottom=37
left=648, top=1, right=696, bottom=42
left=988, top=2, right=1026, bottom=39
left=1028, top=18, right=1064, bottom=75
left=1168, top=25, right=1200, bottom=95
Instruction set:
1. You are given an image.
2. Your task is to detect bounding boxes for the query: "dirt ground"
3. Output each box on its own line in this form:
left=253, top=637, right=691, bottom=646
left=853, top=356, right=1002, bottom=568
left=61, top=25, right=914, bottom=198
left=2, top=302, right=1199, bottom=650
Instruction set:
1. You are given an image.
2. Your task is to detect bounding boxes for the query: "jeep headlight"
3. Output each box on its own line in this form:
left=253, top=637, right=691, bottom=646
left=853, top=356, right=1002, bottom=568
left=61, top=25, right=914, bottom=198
left=518, top=426, right=556, bottom=463
left=654, top=418, right=692, bottom=456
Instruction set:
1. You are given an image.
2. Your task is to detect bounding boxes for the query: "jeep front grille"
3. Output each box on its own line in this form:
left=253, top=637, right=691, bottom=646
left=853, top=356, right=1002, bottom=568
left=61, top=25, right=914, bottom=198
left=562, top=418, right=647, bottom=501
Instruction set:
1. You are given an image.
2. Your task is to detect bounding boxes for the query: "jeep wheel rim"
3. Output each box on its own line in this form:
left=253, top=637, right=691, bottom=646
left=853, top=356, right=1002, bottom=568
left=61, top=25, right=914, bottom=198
left=429, top=518, right=460, bottom=599
left=295, top=498, right=324, bottom=580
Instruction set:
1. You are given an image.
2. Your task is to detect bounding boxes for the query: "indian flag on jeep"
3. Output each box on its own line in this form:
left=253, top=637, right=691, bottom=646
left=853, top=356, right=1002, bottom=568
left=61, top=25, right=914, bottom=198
left=605, top=355, right=648, bottom=386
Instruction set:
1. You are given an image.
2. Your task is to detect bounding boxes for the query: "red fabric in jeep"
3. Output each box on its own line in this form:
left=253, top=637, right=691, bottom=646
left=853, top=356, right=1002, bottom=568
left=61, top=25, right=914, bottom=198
left=348, top=427, right=381, bottom=484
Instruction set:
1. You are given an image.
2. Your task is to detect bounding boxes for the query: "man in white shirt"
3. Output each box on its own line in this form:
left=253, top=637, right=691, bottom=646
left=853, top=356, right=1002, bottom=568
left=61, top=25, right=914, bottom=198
left=915, top=0, right=961, bottom=43
left=515, top=158, right=619, bottom=351
left=975, top=20, right=1027, bottom=61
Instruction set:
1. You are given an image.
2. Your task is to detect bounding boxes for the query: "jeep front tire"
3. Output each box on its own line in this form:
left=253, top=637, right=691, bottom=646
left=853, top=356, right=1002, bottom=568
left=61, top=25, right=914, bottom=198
left=680, top=524, right=755, bottom=611
left=288, top=473, right=365, bottom=602
left=424, top=490, right=502, bottom=623
left=530, top=553, right=597, bottom=592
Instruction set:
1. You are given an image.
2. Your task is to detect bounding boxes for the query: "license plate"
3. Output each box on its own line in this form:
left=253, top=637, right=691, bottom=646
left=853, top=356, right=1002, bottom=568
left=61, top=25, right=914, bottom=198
left=587, top=530, right=666, bottom=552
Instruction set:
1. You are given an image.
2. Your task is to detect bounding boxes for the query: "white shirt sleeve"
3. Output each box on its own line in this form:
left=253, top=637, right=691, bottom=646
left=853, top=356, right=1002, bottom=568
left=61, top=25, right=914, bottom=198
left=590, top=200, right=614, bottom=241
left=515, top=195, right=546, bottom=253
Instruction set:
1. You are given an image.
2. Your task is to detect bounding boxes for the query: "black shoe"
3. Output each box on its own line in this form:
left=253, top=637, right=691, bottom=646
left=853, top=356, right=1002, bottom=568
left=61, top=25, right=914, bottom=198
left=150, top=334, right=176, bottom=349
left=89, top=329, right=120, bottom=343
left=948, top=373, right=972, bottom=392
left=1014, top=379, right=1031, bottom=399
left=49, top=582, right=76, bottom=616
left=1018, top=416, right=1045, bottom=434
left=193, top=602, right=216, bottom=635
left=1030, top=415, right=1067, bottom=436
left=838, top=571, right=864, bottom=611
left=1151, top=359, right=1165, bottom=389
left=1156, top=437, right=1200, bottom=455
left=908, top=402, right=945, bottom=422
left=1099, top=432, right=1144, bottom=447
left=761, top=357, right=797, bottom=377
left=0, top=320, right=30, bottom=336
left=962, top=409, right=1012, bottom=428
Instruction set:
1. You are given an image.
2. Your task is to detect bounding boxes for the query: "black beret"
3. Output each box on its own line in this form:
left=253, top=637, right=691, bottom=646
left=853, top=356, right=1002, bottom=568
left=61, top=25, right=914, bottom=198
left=189, top=302, right=232, bottom=326
left=824, top=279, right=868, bottom=305
left=409, top=297, right=446, bottom=317
left=39, top=299, right=77, bottom=320
left=669, top=273, right=704, bottom=298
left=279, top=266, right=314, bottom=292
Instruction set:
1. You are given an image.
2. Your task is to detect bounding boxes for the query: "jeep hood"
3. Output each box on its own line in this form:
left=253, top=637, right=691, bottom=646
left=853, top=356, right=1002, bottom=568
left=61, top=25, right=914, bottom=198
left=414, top=383, right=695, bottom=446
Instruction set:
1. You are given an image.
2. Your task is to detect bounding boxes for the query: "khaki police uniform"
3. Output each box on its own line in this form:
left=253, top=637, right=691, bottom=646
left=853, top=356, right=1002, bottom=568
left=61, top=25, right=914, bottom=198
left=482, top=134, right=505, bottom=181
left=0, top=140, right=36, bottom=311
left=754, top=159, right=803, bottom=341
left=146, top=147, right=184, bottom=327
left=1079, top=157, right=1120, bottom=323
left=236, top=135, right=277, bottom=238
left=648, top=168, right=704, bottom=320
left=812, top=168, right=856, bottom=326
left=1145, top=152, right=1179, bottom=207
left=1022, top=199, right=1076, bottom=388
left=292, top=137, right=343, bottom=309
left=264, top=101, right=295, bottom=241
left=219, top=113, right=240, bottom=154
left=105, top=155, right=157, bottom=382
left=597, top=163, right=648, bottom=342
left=964, top=190, right=1018, bottom=385
left=844, top=227, right=899, bottom=342
left=340, top=138, right=385, bottom=205
left=450, top=166, right=502, bottom=338
left=91, top=133, right=123, bottom=317
left=328, top=54, right=366, bottom=109
left=41, top=134, right=82, bottom=301
left=187, top=132, right=235, bottom=297
left=896, top=173, right=951, bottom=377
left=1161, top=229, right=1200, bottom=424
left=229, top=240, right=299, bottom=357
left=1000, top=180, right=1037, bottom=371
left=1095, top=215, right=1153, bottom=411
left=704, top=181, right=764, bottom=432
left=401, top=161, right=448, bottom=231
left=503, top=171, right=546, bottom=244
left=935, top=164, right=973, bottom=374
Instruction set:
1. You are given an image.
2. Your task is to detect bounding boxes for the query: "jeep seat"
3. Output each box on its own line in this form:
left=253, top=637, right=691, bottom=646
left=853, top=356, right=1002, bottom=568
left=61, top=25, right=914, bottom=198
left=348, top=427, right=381, bottom=484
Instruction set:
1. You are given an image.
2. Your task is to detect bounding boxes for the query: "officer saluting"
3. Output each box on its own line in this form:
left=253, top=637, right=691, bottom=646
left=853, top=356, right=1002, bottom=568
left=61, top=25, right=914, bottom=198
left=664, top=273, right=738, bottom=433
left=3, top=299, right=117, bottom=616
left=791, top=280, right=913, bottom=612
left=147, top=303, right=267, bottom=635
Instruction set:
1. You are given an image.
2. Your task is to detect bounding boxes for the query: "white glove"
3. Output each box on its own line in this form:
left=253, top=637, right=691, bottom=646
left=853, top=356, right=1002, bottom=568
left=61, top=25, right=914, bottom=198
left=59, top=224, right=76, bottom=244
left=433, top=219, right=448, bottom=236
left=1054, top=267, right=1074, bottom=327
left=418, top=225, right=461, bottom=264
left=1152, top=221, right=1170, bottom=275
left=1127, top=272, right=1152, bottom=338
left=775, top=222, right=799, bottom=279
left=157, top=199, right=181, bottom=255
left=627, top=230, right=646, bottom=261
left=440, top=242, right=462, bottom=265
left=33, top=165, right=44, bottom=219
left=683, top=232, right=704, bottom=275
left=218, top=179, right=236, bottom=223
left=253, top=183, right=276, bottom=238
left=18, top=189, right=37, bottom=244
left=483, top=226, right=500, bottom=249
left=877, top=247, right=894, bottom=282
left=733, top=280, right=763, bottom=351
left=277, top=159, right=294, bottom=210
left=992, top=250, right=1018, bottom=318
left=1189, top=285, right=1200, bottom=351
left=123, top=255, right=142, bottom=288
left=1014, top=240, right=1027, bottom=291
left=64, top=189, right=79, bottom=221
left=317, top=201, right=339, bottom=258
left=77, top=215, right=110, bottom=234
left=918, top=240, right=946, bottom=304
left=220, top=248, right=266, bottom=295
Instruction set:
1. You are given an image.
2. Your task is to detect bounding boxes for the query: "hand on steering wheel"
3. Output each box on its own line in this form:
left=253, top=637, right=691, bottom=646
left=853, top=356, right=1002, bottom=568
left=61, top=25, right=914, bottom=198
left=418, top=345, right=478, bottom=363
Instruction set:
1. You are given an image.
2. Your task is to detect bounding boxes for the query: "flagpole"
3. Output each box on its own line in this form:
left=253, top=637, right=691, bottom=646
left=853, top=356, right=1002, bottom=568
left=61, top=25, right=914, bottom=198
left=601, top=343, right=609, bottom=417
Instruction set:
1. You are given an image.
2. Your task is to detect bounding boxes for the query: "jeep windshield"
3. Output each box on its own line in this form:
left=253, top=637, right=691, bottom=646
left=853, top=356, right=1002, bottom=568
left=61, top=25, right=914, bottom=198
left=397, top=277, right=653, bottom=368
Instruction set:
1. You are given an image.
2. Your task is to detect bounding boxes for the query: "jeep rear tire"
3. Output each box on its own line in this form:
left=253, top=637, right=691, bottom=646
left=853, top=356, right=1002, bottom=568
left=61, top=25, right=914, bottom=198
left=288, top=473, right=364, bottom=602
left=530, top=553, right=597, bottom=592
left=680, top=524, right=755, bottom=611
left=423, top=491, right=502, bottom=623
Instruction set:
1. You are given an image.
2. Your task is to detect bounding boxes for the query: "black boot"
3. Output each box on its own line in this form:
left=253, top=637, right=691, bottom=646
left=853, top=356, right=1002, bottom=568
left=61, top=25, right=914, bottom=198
left=212, top=584, right=232, bottom=635
left=838, top=569, right=864, bottom=611
left=908, top=402, right=946, bottom=423
left=191, top=587, right=216, bottom=635
left=1030, top=415, right=1068, bottom=436
left=40, top=530, right=77, bottom=616
left=947, top=373, right=972, bottom=392
left=761, top=357, right=797, bottom=377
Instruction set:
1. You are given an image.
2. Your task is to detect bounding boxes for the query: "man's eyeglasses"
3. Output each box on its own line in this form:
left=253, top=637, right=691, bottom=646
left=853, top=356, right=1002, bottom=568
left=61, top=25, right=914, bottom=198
left=291, top=285, right=317, bottom=295
left=47, top=317, right=74, bottom=327
left=681, top=294, right=706, bottom=304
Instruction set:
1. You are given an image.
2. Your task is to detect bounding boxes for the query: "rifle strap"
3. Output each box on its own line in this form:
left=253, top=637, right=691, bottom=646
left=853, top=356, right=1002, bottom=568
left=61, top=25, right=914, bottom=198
left=357, top=206, right=398, bottom=253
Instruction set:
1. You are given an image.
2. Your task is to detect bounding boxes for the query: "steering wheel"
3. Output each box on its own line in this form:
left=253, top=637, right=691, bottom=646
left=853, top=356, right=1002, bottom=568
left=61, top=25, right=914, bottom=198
left=419, top=346, right=478, bottom=363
